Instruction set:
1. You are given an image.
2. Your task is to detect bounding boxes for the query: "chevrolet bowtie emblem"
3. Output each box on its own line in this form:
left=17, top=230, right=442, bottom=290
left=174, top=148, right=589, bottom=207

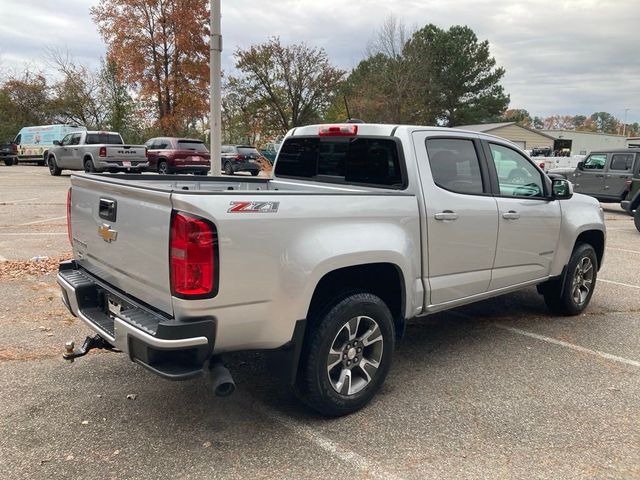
left=98, top=224, right=118, bottom=243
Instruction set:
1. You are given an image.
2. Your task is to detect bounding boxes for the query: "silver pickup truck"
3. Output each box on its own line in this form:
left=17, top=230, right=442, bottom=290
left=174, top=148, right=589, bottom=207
left=47, top=130, right=148, bottom=175
left=58, top=123, right=606, bottom=416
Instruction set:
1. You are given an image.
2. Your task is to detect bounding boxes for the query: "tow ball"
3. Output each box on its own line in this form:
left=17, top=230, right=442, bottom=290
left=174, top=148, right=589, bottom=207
left=63, top=334, right=119, bottom=362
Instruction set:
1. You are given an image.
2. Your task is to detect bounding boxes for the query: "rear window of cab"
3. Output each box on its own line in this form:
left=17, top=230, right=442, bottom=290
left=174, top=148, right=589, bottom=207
left=275, top=137, right=405, bottom=189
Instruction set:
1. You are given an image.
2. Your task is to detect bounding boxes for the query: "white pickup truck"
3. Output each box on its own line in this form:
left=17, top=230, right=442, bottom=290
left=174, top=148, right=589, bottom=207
left=47, top=131, right=148, bottom=175
left=58, top=123, right=606, bottom=416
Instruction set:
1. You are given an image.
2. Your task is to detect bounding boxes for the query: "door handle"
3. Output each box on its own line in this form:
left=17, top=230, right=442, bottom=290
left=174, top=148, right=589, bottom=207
left=502, top=211, right=520, bottom=220
left=434, top=211, right=458, bottom=221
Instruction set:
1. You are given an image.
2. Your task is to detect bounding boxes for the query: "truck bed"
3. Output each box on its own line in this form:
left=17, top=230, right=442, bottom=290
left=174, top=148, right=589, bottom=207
left=85, top=173, right=406, bottom=195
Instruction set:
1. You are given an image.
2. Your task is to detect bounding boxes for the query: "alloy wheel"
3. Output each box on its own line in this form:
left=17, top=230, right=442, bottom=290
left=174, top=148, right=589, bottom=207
left=572, top=257, right=594, bottom=306
left=326, top=315, right=384, bottom=396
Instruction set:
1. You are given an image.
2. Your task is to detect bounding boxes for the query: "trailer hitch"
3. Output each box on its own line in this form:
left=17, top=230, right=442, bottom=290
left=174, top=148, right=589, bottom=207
left=63, top=334, right=120, bottom=362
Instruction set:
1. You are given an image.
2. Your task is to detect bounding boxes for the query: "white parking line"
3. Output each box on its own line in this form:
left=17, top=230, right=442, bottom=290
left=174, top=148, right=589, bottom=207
left=255, top=405, right=405, bottom=480
left=495, top=324, right=640, bottom=368
left=9, top=197, right=39, bottom=205
left=607, top=247, right=640, bottom=255
left=19, top=216, right=67, bottom=226
left=599, top=279, right=640, bottom=290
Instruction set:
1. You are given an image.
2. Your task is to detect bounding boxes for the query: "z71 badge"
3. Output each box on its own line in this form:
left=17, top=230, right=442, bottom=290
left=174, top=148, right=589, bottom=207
left=228, top=201, right=280, bottom=213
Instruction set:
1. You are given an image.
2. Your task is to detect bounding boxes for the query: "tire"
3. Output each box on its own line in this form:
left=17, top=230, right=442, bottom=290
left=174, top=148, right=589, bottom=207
left=250, top=170, right=259, bottom=176
left=634, top=208, right=640, bottom=233
left=3, top=158, right=15, bottom=166
left=47, top=156, right=61, bottom=176
left=157, top=160, right=169, bottom=175
left=84, top=158, right=96, bottom=173
left=542, top=243, right=598, bottom=315
left=224, top=162, right=234, bottom=175
left=297, top=293, right=395, bottom=417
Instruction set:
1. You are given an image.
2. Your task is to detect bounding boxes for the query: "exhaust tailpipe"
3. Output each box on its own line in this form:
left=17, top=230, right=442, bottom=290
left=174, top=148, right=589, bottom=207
left=209, top=358, right=235, bottom=397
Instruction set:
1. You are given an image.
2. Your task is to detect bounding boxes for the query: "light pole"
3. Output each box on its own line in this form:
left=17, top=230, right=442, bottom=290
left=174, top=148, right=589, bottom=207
left=209, top=0, right=222, bottom=176
left=622, top=108, right=630, bottom=137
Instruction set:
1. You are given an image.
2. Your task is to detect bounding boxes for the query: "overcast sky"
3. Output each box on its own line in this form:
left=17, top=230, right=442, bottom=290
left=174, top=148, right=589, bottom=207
left=1, top=0, right=638, bottom=123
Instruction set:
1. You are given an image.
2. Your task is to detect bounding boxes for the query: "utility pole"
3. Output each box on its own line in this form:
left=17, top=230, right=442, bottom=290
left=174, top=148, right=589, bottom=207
left=623, top=108, right=630, bottom=137
left=209, top=0, right=222, bottom=176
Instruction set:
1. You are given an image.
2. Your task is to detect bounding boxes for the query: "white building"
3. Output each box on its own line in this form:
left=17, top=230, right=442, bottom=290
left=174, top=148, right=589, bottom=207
left=541, top=130, right=629, bottom=155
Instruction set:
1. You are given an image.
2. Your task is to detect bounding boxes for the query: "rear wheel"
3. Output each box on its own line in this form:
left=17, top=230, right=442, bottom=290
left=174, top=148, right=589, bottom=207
left=634, top=208, right=640, bottom=233
left=3, top=158, right=15, bottom=166
left=224, top=162, right=233, bottom=175
left=48, top=156, right=61, bottom=176
left=297, top=293, right=395, bottom=417
left=84, top=158, right=95, bottom=173
left=541, top=243, right=597, bottom=315
left=158, top=161, right=169, bottom=175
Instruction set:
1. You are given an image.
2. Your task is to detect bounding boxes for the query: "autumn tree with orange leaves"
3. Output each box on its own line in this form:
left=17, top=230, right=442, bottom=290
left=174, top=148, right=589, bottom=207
left=91, top=0, right=209, bottom=135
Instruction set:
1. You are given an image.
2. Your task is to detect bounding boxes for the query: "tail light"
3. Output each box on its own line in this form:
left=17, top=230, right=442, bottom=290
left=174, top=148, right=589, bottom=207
left=538, top=162, right=545, bottom=169
left=99, top=146, right=107, bottom=157
left=11, top=144, right=17, bottom=154
left=625, top=179, right=632, bottom=191
left=234, top=155, right=243, bottom=161
left=66, top=187, right=72, bottom=245
left=170, top=212, right=218, bottom=298
left=319, top=125, right=358, bottom=137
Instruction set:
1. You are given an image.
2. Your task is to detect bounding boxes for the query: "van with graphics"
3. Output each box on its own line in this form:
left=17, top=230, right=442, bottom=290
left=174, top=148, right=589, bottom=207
left=14, top=125, right=87, bottom=166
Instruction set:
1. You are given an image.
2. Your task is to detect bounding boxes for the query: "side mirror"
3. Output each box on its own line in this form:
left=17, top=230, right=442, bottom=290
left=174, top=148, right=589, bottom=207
left=552, top=178, right=573, bottom=200
left=53, top=140, right=61, bottom=146
left=577, top=161, right=584, bottom=170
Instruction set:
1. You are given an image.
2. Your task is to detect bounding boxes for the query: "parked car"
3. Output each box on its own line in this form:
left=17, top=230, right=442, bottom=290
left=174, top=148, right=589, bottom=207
left=221, top=145, right=262, bottom=175
left=58, top=123, right=605, bottom=417
left=260, top=142, right=281, bottom=164
left=145, top=137, right=210, bottom=175
left=549, top=149, right=640, bottom=203
left=47, top=131, right=148, bottom=175
left=13, top=124, right=87, bottom=166
left=0, top=142, right=17, bottom=166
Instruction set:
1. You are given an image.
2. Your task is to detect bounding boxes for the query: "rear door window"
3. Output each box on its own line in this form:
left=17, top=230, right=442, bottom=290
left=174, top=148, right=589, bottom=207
left=275, top=137, right=405, bottom=189
left=609, top=153, right=634, bottom=171
left=425, top=138, right=484, bottom=194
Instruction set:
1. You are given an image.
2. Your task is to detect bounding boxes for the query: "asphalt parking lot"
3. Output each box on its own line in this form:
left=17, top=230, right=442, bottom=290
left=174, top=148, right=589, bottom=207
left=0, top=164, right=638, bottom=479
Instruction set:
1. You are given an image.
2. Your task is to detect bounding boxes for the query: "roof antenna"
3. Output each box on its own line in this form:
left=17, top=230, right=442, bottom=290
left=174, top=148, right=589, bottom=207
left=344, top=96, right=364, bottom=124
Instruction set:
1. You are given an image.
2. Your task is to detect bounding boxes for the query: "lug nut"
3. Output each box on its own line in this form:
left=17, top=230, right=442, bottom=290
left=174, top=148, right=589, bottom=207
left=357, top=348, right=362, bottom=353
left=354, top=357, right=358, bottom=362
left=347, top=361, right=351, bottom=366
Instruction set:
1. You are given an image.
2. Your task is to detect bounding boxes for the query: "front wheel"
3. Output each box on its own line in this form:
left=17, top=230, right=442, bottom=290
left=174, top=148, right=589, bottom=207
left=634, top=208, right=640, bottom=233
left=297, top=293, right=395, bottom=417
left=224, top=162, right=233, bottom=175
left=157, top=161, right=169, bottom=175
left=542, top=243, right=598, bottom=315
left=48, top=156, right=61, bottom=176
left=3, top=158, right=15, bottom=166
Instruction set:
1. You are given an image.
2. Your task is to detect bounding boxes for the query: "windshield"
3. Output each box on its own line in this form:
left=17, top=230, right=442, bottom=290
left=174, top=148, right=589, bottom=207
left=85, top=133, right=123, bottom=145
left=177, top=140, right=209, bottom=152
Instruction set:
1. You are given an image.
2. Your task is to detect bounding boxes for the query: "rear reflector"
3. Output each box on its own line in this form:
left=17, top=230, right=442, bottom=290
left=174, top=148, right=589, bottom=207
left=170, top=212, right=218, bottom=298
left=66, top=187, right=72, bottom=246
left=318, top=125, right=358, bottom=137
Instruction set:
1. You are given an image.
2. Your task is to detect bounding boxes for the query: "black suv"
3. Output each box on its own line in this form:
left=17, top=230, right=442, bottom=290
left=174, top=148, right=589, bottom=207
left=220, top=145, right=262, bottom=176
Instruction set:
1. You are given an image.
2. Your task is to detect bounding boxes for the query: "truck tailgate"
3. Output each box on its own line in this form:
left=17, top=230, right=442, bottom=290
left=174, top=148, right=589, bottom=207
left=106, top=145, right=146, bottom=160
left=70, top=175, right=174, bottom=315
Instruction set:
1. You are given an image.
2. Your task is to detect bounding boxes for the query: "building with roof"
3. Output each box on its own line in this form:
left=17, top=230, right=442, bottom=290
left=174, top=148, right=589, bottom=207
left=540, top=130, right=629, bottom=156
left=456, top=122, right=555, bottom=151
